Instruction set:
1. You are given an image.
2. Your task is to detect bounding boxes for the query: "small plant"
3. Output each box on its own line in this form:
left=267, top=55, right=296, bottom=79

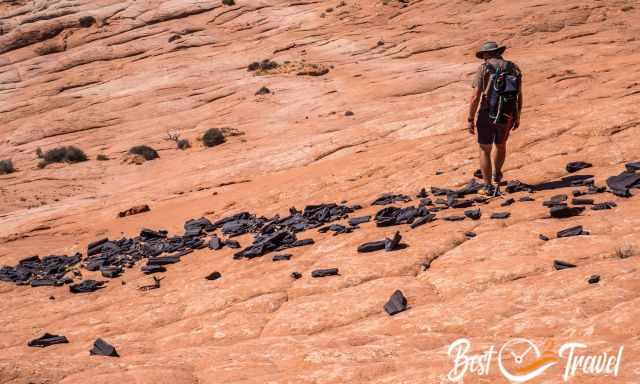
left=36, top=147, right=43, bottom=158
left=128, top=145, right=159, bottom=161
left=255, top=86, right=271, bottom=95
left=38, top=146, right=88, bottom=168
left=96, top=154, right=109, bottom=161
left=177, top=139, right=191, bottom=150
left=202, top=128, right=225, bottom=148
left=222, top=0, right=235, bottom=5
left=247, top=59, right=278, bottom=72
left=0, top=159, right=15, bottom=174
left=78, top=16, right=96, bottom=28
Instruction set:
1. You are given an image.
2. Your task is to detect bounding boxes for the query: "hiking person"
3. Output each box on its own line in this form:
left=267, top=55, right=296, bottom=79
left=467, top=41, right=522, bottom=195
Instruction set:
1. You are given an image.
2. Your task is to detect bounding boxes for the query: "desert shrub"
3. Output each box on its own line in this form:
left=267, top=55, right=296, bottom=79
left=38, top=146, right=88, bottom=168
left=0, top=159, right=15, bottom=175
left=177, top=139, right=191, bottom=150
left=222, top=0, right=235, bottom=5
left=247, top=59, right=278, bottom=72
left=128, top=145, right=159, bottom=161
left=255, top=86, right=271, bottom=95
left=202, top=128, right=225, bottom=147
left=96, top=154, right=109, bottom=161
left=36, top=147, right=43, bottom=158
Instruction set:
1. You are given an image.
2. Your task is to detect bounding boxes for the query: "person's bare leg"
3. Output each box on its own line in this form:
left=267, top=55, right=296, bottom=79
left=494, top=143, right=507, bottom=182
left=479, top=144, right=493, bottom=185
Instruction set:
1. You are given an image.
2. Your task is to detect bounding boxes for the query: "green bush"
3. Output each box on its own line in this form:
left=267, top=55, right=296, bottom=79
left=128, top=145, right=159, bottom=160
left=202, top=128, right=225, bottom=148
left=0, top=159, right=15, bottom=175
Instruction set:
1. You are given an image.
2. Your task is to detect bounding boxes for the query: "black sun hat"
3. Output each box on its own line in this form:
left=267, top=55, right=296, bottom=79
left=475, top=41, right=507, bottom=59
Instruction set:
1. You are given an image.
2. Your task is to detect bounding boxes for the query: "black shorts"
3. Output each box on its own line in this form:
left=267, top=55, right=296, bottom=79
left=476, top=110, right=512, bottom=145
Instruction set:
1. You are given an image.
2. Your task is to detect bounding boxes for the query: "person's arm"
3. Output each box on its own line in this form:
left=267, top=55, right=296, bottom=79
left=467, top=66, right=484, bottom=134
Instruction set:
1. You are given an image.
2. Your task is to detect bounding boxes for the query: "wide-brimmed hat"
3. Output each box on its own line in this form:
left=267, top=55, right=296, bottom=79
left=475, top=41, right=506, bottom=59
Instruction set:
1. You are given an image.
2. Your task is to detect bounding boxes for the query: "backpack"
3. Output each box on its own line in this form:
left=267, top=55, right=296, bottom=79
left=482, top=61, right=521, bottom=124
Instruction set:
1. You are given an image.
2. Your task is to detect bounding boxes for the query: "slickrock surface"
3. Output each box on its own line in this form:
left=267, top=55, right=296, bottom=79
left=1, top=1, right=640, bottom=383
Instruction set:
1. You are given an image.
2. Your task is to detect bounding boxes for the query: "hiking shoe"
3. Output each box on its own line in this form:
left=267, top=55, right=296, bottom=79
left=478, top=184, right=495, bottom=196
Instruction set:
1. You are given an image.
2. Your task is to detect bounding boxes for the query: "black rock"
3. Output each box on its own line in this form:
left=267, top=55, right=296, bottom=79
left=372, top=194, right=411, bottom=205
left=205, top=271, right=222, bottom=281
left=591, top=202, right=617, bottom=210
left=69, top=280, right=105, bottom=293
left=572, top=198, right=594, bottom=205
left=410, top=214, right=435, bottom=229
left=491, top=212, right=510, bottom=219
left=625, top=161, right=640, bottom=172
left=550, top=205, right=584, bottom=218
left=311, top=268, right=339, bottom=278
left=416, top=188, right=428, bottom=198
left=557, top=225, right=585, bottom=238
left=566, top=161, right=592, bottom=173
left=539, top=234, right=550, bottom=241
left=607, top=171, right=640, bottom=197
left=588, top=275, right=601, bottom=284
left=30, top=279, right=57, bottom=287
left=464, top=231, right=477, bottom=239
left=419, top=198, right=432, bottom=207
left=147, top=256, right=181, bottom=266
left=272, top=254, right=292, bottom=261
left=141, top=265, right=166, bottom=274
left=224, top=239, right=241, bottom=249
left=291, top=272, right=302, bottom=279
left=551, top=194, right=568, bottom=203
left=554, top=260, right=577, bottom=270
left=28, top=333, right=69, bottom=348
left=348, top=216, right=371, bottom=226
left=464, top=209, right=481, bottom=220
left=384, top=290, right=408, bottom=316
left=385, top=231, right=402, bottom=252
left=358, top=240, right=387, bottom=253
left=100, top=266, right=123, bottom=278
left=90, top=338, right=119, bottom=357
left=450, top=199, right=474, bottom=209
left=519, top=196, right=535, bottom=202
left=208, top=236, right=223, bottom=250
left=444, top=215, right=465, bottom=221
left=501, top=198, right=515, bottom=207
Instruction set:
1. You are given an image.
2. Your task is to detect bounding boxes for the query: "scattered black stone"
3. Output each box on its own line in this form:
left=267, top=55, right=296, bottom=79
left=465, top=231, right=477, bottom=239
left=434, top=198, right=448, bottom=206
left=0, top=254, right=82, bottom=285
left=554, top=260, right=576, bottom=270
left=208, top=235, right=223, bottom=250
left=591, top=202, right=617, bottom=210
left=455, top=179, right=484, bottom=196
left=539, top=234, right=550, bottom=241
left=28, top=333, right=69, bottom=348
left=348, top=216, right=371, bottom=226
left=146, top=256, right=181, bottom=266
left=141, top=265, right=166, bottom=274
left=550, top=205, right=584, bottom=218
left=450, top=199, right=474, bottom=209
left=490, top=212, right=510, bottom=219
left=607, top=171, right=640, bottom=197
left=505, top=180, right=532, bottom=193
left=291, top=272, right=302, bottom=279
left=530, top=175, right=593, bottom=192
left=90, top=338, right=119, bottom=357
left=70, top=280, right=105, bottom=293
left=572, top=189, right=586, bottom=197
left=566, top=161, right=592, bottom=173
left=385, top=231, right=403, bottom=252
left=501, top=198, right=515, bottom=207
left=551, top=194, right=568, bottom=203
left=464, top=209, right=481, bottom=220
left=375, top=205, right=430, bottom=227
left=557, top=225, right=586, bottom=238
left=519, top=196, right=535, bottom=202
left=319, top=224, right=354, bottom=235
left=255, top=86, right=271, bottom=95
left=384, top=290, right=408, bottom=316
left=358, top=240, right=386, bottom=253
left=372, top=193, right=411, bottom=205
left=272, top=254, right=292, bottom=261
left=345, top=111, right=354, bottom=116
left=205, top=271, right=222, bottom=280
left=572, top=198, right=594, bottom=205
left=431, top=186, right=454, bottom=196
left=311, top=268, right=339, bottom=278
left=419, top=198, right=432, bottom=207
left=587, top=185, right=607, bottom=194
left=224, top=239, right=241, bottom=249
left=435, top=171, right=444, bottom=175
left=625, top=161, right=640, bottom=172
left=410, top=214, right=436, bottom=229
left=588, top=275, right=601, bottom=284
left=30, top=279, right=61, bottom=287
left=416, top=188, right=428, bottom=198
left=444, top=215, right=465, bottom=221
left=100, top=266, right=122, bottom=278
